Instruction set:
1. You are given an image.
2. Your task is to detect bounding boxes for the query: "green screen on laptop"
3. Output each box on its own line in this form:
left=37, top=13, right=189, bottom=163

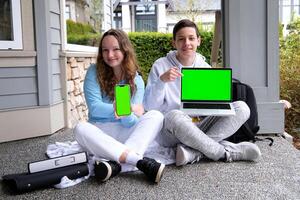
left=181, top=68, right=232, bottom=102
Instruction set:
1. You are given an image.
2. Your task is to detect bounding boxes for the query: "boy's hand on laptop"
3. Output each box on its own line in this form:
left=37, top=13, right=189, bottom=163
left=160, top=67, right=182, bottom=82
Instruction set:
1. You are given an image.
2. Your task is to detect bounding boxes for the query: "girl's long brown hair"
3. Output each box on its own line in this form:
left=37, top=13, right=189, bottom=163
left=96, top=29, right=139, bottom=100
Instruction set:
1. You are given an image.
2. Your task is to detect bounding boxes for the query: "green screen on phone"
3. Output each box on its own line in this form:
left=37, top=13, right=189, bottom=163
left=115, top=84, right=131, bottom=116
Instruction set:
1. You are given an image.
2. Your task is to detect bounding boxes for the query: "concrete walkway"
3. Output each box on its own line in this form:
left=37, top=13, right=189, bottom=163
left=1, top=129, right=299, bottom=200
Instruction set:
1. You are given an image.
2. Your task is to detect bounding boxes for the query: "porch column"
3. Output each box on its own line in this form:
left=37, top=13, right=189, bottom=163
left=222, top=0, right=284, bottom=134
left=157, top=1, right=166, bottom=33
left=122, top=4, right=131, bottom=32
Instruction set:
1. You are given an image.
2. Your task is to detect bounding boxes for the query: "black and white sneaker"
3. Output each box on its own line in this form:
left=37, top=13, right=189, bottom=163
left=136, top=157, right=165, bottom=183
left=94, top=160, right=121, bottom=182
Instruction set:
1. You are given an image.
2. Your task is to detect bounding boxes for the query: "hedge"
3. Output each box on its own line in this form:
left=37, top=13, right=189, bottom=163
left=67, top=20, right=97, bottom=34
left=128, top=31, right=213, bottom=80
left=68, top=34, right=100, bottom=46
left=67, top=20, right=100, bottom=46
left=279, top=18, right=300, bottom=137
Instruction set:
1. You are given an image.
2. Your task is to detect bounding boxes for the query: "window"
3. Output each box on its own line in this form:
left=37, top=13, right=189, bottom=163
left=65, top=5, right=71, bottom=20
left=113, top=12, right=122, bottom=29
left=62, top=0, right=99, bottom=52
left=135, top=2, right=157, bottom=32
left=0, top=0, right=23, bottom=49
left=295, top=0, right=300, bottom=15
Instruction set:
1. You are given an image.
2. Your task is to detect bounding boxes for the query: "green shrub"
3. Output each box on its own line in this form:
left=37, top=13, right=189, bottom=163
left=199, top=31, right=214, bottom=63
left=280, top=18, right=300, bottom=137
left=129, top=32, right=173, bottom=80
left=66, top=20, right=100, bottom=46
left=67, top=20, right=96, bottom=35
left=68, top=34, right=100, bottom=46
left=128, top=31, right=213, bottom=81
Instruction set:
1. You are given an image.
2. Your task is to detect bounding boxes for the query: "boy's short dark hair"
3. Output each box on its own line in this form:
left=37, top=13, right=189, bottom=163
left=172, top=19, right=200, bottom=39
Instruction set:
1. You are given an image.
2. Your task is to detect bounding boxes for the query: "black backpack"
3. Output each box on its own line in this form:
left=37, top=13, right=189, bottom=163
left=225, top=79, right=273, bottom=145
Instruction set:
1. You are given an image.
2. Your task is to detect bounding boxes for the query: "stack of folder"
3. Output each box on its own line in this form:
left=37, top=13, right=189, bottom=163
left=2, top=152, right=89, bottom=193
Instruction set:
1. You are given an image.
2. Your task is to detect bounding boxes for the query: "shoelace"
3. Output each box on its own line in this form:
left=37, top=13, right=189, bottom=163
left=226, top=151, right=233, bottom=162
left=191, top=155, right=202, bottom=164
left=225, top=150, right=242, bottom=162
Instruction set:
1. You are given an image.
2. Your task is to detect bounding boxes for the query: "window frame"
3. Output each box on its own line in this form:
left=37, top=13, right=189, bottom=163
left=61, top=0, right=98, bottom=53
left=0, top=0, right=23, bottom=50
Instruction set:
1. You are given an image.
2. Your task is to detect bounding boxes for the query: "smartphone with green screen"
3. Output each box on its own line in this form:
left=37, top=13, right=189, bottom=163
left=115, top=84, right=131, bottom=116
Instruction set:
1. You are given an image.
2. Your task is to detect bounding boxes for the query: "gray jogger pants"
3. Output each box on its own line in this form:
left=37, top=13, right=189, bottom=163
left=158, top=101, right=250, bottom=161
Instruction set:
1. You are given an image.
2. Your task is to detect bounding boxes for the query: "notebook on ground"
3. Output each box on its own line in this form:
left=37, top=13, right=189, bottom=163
left=180, top=68, right=235, bottom=116
left=28, top=152, right=88, bottom=173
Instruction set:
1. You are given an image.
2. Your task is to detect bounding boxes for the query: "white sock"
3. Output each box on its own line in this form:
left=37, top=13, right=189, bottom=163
left=126, top=152, right=142, bottom=166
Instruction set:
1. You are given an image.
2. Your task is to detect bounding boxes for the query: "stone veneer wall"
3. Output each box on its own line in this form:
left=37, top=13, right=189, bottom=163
left=66, top=55, right=97, bottom=128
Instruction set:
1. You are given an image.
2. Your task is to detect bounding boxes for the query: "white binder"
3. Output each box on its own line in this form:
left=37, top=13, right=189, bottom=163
left=28, top=152, right=88, bottom=173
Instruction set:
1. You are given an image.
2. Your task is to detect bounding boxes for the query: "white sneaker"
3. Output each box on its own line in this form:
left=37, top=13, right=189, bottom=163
left=220, top=140, right=262, bottom=162
left=176, top=144, right=203, bottom=166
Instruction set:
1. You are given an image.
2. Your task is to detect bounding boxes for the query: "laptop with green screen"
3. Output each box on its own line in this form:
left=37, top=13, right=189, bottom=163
left=180, top=68, right=235, bottom=116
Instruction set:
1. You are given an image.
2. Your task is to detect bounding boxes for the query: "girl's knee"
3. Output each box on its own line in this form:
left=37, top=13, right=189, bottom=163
left=146, top=110, right=164, bottom=121
left=73, top=122, right=90, bottom=138
left=165, top=109, right=185, bottom=121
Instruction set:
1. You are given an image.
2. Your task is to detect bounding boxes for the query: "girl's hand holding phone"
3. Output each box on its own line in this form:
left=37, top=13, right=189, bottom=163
left=113, top=101, right=123, bottom=119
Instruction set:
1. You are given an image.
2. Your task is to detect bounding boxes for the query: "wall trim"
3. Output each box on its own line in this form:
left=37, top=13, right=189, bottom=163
left=0, top=51, right=37, bottom=67
left=0, top=51, right=37, bottom=57
left=0, top=103, right=65, bottom=143
left=60, top=50, right=97, bottom=58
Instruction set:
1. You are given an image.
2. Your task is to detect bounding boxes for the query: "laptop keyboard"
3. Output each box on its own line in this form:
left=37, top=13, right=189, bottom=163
left=183, top=103, right=231, bottom=109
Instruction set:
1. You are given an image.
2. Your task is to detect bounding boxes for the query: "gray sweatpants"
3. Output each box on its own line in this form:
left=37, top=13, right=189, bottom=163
left=157, top=101, right=250, bottom=161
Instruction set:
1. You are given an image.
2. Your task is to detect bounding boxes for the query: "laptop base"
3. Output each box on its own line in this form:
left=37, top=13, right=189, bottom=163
left=180, top=103, right=236, bottom=117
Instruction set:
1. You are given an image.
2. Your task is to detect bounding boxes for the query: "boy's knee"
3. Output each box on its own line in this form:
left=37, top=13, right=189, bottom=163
left=233, top=101, right=250, bottom=122
left=163, top=110, right=188, bottom=131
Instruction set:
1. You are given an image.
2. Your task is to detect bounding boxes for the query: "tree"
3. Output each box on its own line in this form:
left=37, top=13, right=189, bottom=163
left=90, top=0, right=103, bottom=33
left=170, top=0, right=211, bottom=22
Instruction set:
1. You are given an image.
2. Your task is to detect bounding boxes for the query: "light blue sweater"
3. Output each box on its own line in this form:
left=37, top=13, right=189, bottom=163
left=84, top=64, right=145, bottom=127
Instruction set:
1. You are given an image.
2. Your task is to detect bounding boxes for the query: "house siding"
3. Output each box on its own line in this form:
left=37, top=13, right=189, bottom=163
left=0, top=0, right=65, bottom=142
left=0, top=69, right=37, bottom=95
left=0, top=66, right=38, bottom=109
left=0, top=0, right=37, bottom=110
left=50, top=1, right=63, bottom=104
left=34, top=0, right=64, bottom=105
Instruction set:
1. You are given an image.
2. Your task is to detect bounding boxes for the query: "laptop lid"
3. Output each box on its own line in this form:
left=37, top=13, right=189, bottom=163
left=181, top=68, right=232, bottom=103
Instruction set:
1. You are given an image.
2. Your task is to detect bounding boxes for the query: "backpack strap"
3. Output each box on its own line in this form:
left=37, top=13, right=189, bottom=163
left=243, top=123, right=274, bottom=146
left=254, top=137, right=274, bottom=146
